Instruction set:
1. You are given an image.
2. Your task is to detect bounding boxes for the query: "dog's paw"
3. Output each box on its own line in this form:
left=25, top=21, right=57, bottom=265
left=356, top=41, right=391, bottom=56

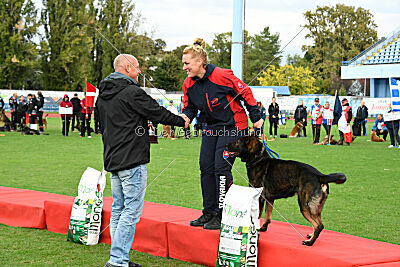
left=302, top=240, right=313, bottom=246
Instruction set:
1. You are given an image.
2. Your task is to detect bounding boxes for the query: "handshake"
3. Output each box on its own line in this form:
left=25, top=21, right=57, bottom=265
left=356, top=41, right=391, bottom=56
left=180, top=114, right=190, bottom=128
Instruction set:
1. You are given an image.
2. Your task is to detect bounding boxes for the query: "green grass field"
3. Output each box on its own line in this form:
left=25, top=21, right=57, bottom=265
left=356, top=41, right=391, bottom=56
left=1, top=117, right=399, bottom=266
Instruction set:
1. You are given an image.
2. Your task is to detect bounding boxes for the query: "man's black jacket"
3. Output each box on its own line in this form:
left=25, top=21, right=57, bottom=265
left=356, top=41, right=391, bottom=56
left=356, top=105, right=368, bottom=120
left=96, top=77, right=185, bottom=172
left=71, top=97, right=81, bottom=113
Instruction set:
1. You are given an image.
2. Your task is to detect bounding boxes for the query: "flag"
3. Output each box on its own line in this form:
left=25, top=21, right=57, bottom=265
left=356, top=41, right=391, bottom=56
left=389, top=78, right=400, bottom=112
left=86, top=81, right=98, bottom=108
left=332, top=91, right=342, bottom=125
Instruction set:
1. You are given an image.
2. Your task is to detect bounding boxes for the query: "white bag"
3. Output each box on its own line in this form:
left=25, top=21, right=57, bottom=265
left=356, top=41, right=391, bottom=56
left=216, top=184, right=262, bottom=267
left=67, top=167, right=106, bottom=245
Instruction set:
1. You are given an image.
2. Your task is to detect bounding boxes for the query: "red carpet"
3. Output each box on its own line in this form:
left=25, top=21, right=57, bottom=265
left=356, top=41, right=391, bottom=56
left=1, top=186, right=400, bottom=266
left=44, top=196, right=201, bottom=258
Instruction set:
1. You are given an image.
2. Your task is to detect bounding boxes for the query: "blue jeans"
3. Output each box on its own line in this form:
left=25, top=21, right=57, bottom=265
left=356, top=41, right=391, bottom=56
left=108, top=164, right=147, bottom=267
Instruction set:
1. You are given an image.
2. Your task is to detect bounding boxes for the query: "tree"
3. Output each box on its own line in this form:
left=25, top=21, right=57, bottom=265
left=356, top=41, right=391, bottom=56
left=286, top=53, right=311, bottom=68
left=40, top=0, right=94, bottom=91
left=0, top=0, right=39, bottom=89
left=205, top=28, right=281, bottom=86
left=207, top=32, right=232, bottom=69
left=303, top=4, right=378, bottom=93
left=257, top=65, right=319, bottom=95
left=151, top=50, right=185, bottom=91
left=245, top=27, right=281, bottom=85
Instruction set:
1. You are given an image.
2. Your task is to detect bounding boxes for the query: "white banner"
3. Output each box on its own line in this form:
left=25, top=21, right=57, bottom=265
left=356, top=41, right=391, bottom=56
left=384, top=112, right=400, bottom=121
left=59, top=107, right=73, bottom=115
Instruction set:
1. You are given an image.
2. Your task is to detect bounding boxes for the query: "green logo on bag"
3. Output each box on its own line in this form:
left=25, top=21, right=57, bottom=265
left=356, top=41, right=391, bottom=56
left=78, top=184, right=95, bottom=194
left=223, top=204, right=247, bottom=219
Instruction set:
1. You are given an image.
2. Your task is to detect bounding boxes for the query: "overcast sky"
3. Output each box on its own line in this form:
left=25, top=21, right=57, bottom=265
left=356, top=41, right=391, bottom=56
left=135, top=0, right=400, bottom=64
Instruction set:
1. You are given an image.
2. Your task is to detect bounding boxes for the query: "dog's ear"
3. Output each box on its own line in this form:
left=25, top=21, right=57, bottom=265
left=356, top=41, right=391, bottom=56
left=246, top=136, right=261, bottom=154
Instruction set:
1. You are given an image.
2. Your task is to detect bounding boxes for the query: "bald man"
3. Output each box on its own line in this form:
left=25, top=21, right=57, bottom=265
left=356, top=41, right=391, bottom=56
left=97, top=54, right=189, bottom=267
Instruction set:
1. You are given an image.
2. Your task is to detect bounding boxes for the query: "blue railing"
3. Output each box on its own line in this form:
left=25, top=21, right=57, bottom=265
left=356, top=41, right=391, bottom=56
left=341, top=37, right=386, bottom=66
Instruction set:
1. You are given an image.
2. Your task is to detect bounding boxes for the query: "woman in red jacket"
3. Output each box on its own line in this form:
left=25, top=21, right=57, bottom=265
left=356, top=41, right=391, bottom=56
left=181, top=38, right=264, bottom=229
left=59, top=94, right=73, bottom=136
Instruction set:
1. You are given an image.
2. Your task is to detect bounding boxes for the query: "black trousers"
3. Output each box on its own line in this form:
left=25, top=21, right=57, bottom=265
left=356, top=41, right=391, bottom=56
left=312, top=124, right=321, bottom=143
left=16, top=113, right=26, bottom=129
left=80, top=113, right=91, bottom=137
left=376, top=129, right=389, bottom=141
left=94, top=111, right=100, bottom=134
left=323, top=124, right=331, bottom=136
left=61, top=116, right=71, bottom=136
left=29, top=114, right=37, bottom=125
left=269, top=117, right=278, bottom=136
left=199, top=126, right=247, bottom=215
left=37, top=111, right=44, bottom=131
left=71, top=111, right=81, bottom=131
left=153, top=123, right=159, bottom=136
left=295, top=119, right=307, bottom=137
left=360, top=120, right=367, bottom=136
left=11, top=111, right=17, bottom=130
left=388, top=121, right=400, bottom=146
left=94, top=118, right=100, bottom=134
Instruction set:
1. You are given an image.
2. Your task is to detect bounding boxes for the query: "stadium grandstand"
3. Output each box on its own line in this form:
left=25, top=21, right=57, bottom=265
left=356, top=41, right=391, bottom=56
left=341, top=27, right=400, bottom=97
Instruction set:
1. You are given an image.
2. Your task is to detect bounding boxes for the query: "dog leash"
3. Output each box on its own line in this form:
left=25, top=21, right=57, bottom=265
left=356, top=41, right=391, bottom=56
left=261, top=122, right=280, bottom=159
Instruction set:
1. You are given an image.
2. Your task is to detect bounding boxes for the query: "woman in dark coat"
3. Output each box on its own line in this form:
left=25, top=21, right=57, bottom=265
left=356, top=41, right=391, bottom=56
left=268, top=97, right=279, bottom=137
left=294, top=100, right=307, bottom=137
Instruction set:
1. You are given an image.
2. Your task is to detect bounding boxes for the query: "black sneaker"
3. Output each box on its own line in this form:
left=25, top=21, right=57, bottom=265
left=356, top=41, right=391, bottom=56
left=190, top=213, right=213, bottom=227
left=129, top=261, right=142, bottom=267
left=104, top=263, right=118, bottom=267
left=204, top=213, right=222, bottom=230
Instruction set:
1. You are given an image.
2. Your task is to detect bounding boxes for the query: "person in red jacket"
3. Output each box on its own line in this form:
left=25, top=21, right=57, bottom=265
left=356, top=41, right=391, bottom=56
left=181, top=38, right=263, bottom=230
left=59, top=94, right=73, bottom=136
left=80, top=92, right=93, bottom=138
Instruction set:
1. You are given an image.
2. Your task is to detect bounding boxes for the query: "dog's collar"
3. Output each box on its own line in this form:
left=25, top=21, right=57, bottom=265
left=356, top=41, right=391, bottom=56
left=246, top=146, right=268, bottom=167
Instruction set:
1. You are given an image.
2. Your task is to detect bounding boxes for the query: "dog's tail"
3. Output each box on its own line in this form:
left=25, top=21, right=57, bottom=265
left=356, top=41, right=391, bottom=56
left=320, top=173, right=346, bottom=184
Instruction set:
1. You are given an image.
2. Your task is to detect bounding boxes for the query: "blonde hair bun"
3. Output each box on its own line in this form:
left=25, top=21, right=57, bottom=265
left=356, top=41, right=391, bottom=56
left=193, top=38, right=206, bottom=48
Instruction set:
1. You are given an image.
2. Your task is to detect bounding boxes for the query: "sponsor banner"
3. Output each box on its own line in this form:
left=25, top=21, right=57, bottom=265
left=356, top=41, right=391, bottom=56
left=275, top=96, right=390, bottom=116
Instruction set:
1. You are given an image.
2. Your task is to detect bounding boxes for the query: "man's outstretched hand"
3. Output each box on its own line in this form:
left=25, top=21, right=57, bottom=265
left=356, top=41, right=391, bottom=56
left=180, top=114, right=190, bottom=128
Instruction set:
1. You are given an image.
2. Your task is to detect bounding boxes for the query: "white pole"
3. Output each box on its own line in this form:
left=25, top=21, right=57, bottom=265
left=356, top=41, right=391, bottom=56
left=231, top=0, right=244, bottom=80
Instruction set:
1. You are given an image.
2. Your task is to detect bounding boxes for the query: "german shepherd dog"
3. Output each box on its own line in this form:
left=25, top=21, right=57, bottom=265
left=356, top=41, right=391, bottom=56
left=289, top=121, right=304, bottom=137
left=226, top=135, right=346, bottom=246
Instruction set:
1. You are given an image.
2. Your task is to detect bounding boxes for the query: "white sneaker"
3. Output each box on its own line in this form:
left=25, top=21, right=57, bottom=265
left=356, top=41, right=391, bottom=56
left=88, top=136, right=92, bottom=139
left=388, top=145, right=394, bottom=148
